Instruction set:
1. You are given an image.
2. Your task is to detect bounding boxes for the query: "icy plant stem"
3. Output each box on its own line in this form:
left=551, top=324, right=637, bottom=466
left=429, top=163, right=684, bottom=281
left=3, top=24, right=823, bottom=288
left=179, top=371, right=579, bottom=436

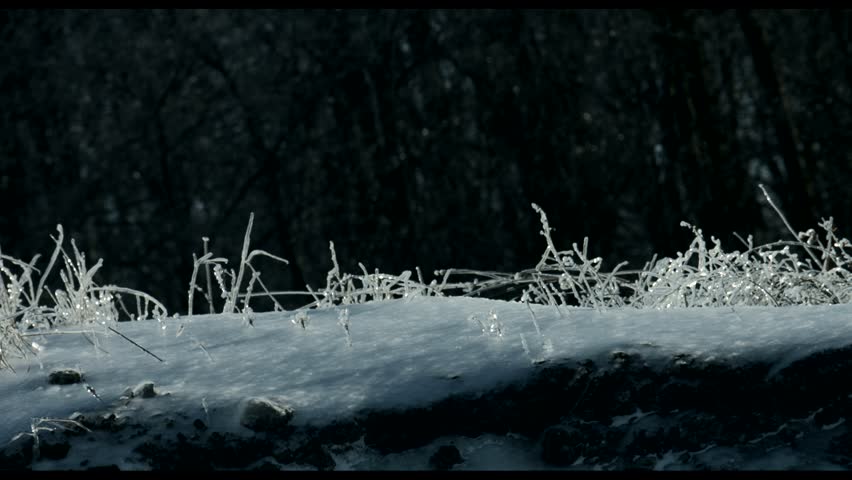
left=532, top=203, right=560, bottom=271
left=225, top=212, right=254, bottom=314
left=203, top=237, right=215, bottom=314
left=188, top=253, right=203, bottom=317
left=89, top=287, right=166, bottom=318
left=34, top=226, right=64, bottom=306
left=197, top=340, right=214, bottom=362
left=759, top=184, right=821, bottom=268
left=525, top=299, right=542, bottom=336
left=106, top=326, right=164, bottom=363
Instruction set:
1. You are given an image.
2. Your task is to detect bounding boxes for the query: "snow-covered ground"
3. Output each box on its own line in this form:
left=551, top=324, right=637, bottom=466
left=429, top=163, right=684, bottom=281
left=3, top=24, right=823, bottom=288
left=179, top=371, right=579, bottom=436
left=2, top=295, right=852, bottom=470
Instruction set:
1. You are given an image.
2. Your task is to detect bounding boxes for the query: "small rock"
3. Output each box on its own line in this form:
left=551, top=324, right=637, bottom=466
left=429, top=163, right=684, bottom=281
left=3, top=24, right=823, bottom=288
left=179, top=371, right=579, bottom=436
left=193, top=419, right=208, bottom=431
left=240, top=397, right=295, bottom=433
left=133, top=382, right=157, bottom=399
left=48, top=369, right=82, bottom=385
left=0, top=432, right=35, bottom=469
left=429, top=445, right=463, bottom=470
left=91, top=413, right=126, bottom=432
left=64, top=413, right=91, bottom=436
left=38, top=431, right=71, bottom=460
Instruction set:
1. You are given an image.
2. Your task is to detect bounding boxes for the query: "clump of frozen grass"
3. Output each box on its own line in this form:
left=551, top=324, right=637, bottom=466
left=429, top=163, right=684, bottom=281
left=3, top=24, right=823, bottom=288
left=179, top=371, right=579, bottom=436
left=187, top=218, right=450, bottom=347
left=0, top=225, right=166, bottom=371
left=630, top=186, right=852, bottom=308
left=0, top=226, right=67, bottom=370
left=187, top=212, right=289, bottom=318
left=308, top=241, right=445, bottom=309
left=433, top=187, right=852, bottom=310
left=199, top=187, right=852, bottom=316
left=435, top=203, right=631, bottom=310
left=45, top=235, right=167, bottom=326
left=0, top=253, right=42, bottom=371
left=216, top=238, right=448, bottom=317
left=631, top=221, right=843, bottom=308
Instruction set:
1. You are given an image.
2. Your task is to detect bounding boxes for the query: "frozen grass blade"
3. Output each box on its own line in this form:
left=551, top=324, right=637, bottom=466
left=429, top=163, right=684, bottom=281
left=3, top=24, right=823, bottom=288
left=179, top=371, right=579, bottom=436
left=759, top=183, right=821, bottom=269
left=223, top=212, right=254, bottom=314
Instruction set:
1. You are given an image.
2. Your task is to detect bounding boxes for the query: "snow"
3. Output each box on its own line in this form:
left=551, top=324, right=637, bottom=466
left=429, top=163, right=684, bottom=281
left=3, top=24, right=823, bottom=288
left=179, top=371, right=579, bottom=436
left=2, top=294, right=852, bottom=470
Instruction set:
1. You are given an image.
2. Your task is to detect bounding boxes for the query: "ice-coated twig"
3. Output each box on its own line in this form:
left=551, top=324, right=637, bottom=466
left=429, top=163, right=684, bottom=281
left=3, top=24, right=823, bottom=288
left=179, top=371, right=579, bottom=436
left=85, top=383, right=103, bottom=403
left=106, top=325, right=164, bottom=363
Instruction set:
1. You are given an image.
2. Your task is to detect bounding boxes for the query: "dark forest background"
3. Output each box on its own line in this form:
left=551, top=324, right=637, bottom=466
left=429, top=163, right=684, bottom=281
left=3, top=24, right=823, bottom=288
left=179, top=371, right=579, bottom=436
left=2, top=9, right=851, bottom=313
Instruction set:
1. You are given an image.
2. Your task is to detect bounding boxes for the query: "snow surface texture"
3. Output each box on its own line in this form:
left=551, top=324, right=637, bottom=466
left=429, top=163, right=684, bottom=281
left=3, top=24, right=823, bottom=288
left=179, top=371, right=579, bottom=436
left=2, top=295, right=852, bottom=470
